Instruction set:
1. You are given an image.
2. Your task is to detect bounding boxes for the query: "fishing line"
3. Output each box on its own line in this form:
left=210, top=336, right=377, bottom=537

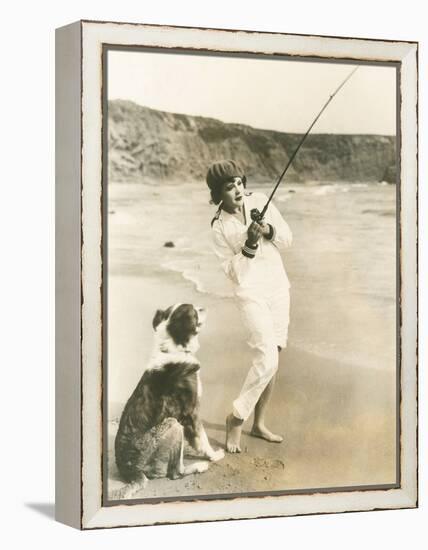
left=251, top=66, right=359, bottom=222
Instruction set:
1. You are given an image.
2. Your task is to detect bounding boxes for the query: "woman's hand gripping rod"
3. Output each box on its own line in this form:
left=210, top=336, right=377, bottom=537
left=250, top=66, right=359, bottom=224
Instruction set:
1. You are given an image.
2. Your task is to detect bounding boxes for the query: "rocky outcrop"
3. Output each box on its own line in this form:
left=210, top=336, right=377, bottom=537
left=108, top=100, right=396, bottom=184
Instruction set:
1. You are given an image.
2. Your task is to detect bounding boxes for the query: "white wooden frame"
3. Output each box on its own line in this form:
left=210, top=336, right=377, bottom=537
left=55, top=20, right=418, bottom=530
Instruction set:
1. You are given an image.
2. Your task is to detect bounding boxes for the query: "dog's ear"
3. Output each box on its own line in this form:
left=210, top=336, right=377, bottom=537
left=152, top=309, right=164, bottom=330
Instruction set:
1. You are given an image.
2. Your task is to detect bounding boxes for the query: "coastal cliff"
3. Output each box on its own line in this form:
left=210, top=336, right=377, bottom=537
left=108, top=100, right=396, bottom=184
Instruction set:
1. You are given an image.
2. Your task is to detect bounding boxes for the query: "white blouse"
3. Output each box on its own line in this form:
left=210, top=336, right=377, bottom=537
left=211, top=192, right=292, bottom=298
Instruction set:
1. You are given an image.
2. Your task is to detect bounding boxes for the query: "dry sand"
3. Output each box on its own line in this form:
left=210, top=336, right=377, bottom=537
left=107, top=271, right=397, bottom=501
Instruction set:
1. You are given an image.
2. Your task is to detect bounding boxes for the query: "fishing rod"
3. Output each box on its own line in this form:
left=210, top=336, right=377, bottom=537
left=250, top=66, right=359, bottom=223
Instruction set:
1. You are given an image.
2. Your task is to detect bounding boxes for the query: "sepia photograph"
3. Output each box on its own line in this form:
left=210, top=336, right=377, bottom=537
left=104, top=47, right=399, bottom=502
left=4, top=0, right=423, bottom=544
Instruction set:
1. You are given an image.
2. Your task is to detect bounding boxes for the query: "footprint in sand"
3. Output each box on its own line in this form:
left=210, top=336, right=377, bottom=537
left=252, top=457, right=285, bottom=470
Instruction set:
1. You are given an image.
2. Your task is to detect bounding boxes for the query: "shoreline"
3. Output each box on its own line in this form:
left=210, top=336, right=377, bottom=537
left=108, top=180, right=396, bottom=373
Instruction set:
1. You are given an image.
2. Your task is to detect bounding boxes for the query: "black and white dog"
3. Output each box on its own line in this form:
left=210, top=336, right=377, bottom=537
left=114, top=304, right=224, bottom=499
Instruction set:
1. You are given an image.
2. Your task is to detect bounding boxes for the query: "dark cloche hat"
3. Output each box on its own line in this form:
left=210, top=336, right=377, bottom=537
left=206, top=160, right=247, bottom=205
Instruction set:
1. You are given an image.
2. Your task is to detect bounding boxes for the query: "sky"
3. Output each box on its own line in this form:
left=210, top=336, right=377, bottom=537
left=108, top=49, right=397, bottom=135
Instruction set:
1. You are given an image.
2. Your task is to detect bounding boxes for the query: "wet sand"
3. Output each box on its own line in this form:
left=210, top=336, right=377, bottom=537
left=107, top=272, right=397, bottom=500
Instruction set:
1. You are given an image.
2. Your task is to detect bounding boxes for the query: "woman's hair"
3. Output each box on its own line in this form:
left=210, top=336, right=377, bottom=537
left=206, top=160, right=247, bottom=205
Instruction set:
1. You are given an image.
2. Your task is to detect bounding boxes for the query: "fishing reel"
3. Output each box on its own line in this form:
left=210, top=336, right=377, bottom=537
left=250, top=208, right=264, bottom=223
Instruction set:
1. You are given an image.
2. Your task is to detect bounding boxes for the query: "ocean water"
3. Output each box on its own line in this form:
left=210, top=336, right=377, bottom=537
left=108, top=181, right=397, bottom=371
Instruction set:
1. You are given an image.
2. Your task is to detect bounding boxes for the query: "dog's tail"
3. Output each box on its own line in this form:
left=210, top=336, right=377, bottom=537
left=110, top=474, right=148, bottom=501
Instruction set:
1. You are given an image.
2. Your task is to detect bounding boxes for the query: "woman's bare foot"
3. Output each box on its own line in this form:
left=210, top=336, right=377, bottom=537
left=226, top=414, right=243, bottom=453
left=250, top=424, right=283, bottom=443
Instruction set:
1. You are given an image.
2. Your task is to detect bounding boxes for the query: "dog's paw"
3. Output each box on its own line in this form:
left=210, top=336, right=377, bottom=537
left=194, top=461, right=210, bottom=473
left=209, top=449, right=225, bottom=462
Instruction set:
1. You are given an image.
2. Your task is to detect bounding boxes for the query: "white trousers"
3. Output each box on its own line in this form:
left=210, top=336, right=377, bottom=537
left=233, top=286, right=290, bottom=421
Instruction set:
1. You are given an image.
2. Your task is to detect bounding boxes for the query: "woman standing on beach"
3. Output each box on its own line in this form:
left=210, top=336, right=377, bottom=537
left=207, top=160, right=293, bottom=453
